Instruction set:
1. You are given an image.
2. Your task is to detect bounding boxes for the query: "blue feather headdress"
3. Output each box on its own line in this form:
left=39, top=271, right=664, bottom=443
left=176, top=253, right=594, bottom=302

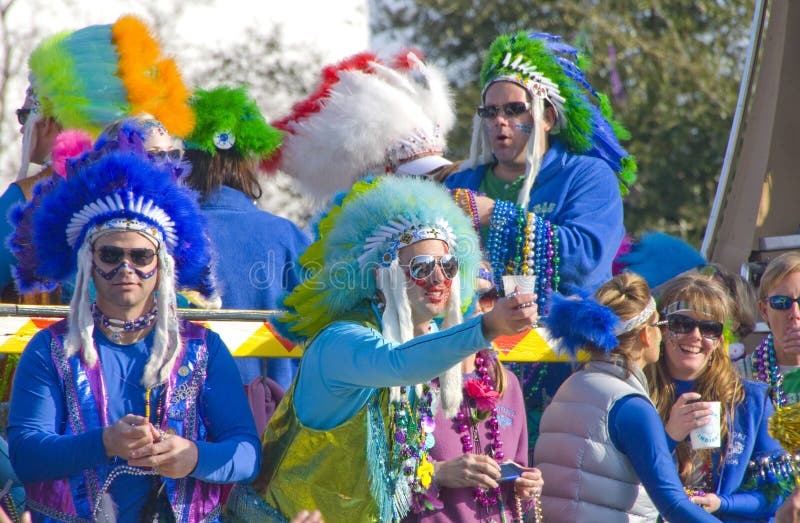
left=279, top=176, right=481, bottom=341
left=15, top=150, right=215, bottom=299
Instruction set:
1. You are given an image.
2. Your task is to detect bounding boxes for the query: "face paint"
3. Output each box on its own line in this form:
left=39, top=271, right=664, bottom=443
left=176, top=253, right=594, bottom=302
left=93, top=262, right=157, bottom=281
left=514, top=123, right=532, bottom=134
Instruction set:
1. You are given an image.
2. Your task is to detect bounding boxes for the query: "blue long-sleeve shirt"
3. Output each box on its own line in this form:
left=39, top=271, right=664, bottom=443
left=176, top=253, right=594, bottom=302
left=294, top=317, right=488, bottom=429
left=200, top=186, right=311, bottom=389
left=8, top=325, right=261, bottom=521
left=659, top=379, right=783, bottom=521
left=445, top=139, right=624, bottom=292
left=608, top=395, right=718, bottom=522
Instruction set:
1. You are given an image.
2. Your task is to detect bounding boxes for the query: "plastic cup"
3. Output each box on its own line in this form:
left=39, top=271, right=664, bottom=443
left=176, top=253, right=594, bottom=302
left=690, top=401, right=721, bottom=449
left=502, top=275, right=536, bottom=297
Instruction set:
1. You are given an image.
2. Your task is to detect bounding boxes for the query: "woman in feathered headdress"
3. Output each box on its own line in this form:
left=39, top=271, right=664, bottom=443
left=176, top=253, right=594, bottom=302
left=534, top=273, right=717, bottom=522
left=6, top=150, right=260, bottom=522
left=234, top=176, right=536, bottom=522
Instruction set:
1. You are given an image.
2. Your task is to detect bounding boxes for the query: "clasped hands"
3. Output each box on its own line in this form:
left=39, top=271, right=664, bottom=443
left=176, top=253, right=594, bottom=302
left=434, top=454, right=543, bottom=501
left=102, top=413, right=198, bottom=479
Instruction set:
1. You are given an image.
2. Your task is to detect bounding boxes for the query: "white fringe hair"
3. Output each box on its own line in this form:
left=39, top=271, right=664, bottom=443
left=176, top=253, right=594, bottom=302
left=141, top=248, right=181, bottom=388
left=17, top=111, right=44, bottom=180
left=66, top=236, right=182, bottom=388
left=377, top=261, right=464, bottom=418
left=516, top=96, right=546, bottom=209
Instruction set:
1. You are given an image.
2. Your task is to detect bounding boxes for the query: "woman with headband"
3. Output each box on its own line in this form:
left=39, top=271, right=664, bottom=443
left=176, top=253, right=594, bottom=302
left=648, top=272, right=784, bottom=520
left=535, top=273, right=716, bottom=522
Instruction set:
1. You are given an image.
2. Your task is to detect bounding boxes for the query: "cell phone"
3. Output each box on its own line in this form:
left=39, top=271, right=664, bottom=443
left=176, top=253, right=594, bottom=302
left=498, top=462, right=524, bottom=482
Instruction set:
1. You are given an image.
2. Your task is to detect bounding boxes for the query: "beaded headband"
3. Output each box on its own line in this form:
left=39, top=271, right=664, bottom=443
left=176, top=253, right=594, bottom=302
left=481, top=54, right=566, bottom=121
left=66, top=194, right=177, bottom=249
left=384, top=125, right=448, bottom=174
left=662, top=300, right=714, bottom=317
left=359, top=216, right=456, bottom=268
left=614, top=297, right=656, bottom=335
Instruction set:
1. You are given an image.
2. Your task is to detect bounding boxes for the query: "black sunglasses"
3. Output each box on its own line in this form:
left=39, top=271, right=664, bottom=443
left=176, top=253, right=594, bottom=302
left=400, top=254, right=459, bottom=280
left=766, top=295, right=800, bottom=311
left=656, top=313, right=724, bottom=340
left=95, top=246, right=156, bottom=267
left=476, top=102, right=531, bottom=119
left=16, top=108, right=32, bottom=126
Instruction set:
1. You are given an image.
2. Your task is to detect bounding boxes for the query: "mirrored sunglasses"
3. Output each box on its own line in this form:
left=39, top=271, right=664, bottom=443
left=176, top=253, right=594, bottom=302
left=400, top=254, right=459, bottom=280
left=146, top=149, right=183, bottom=162
left=96, top=246, right=156, bottom=267
left=766, top=295, right=800, bottom=311
left=656, top=313, right=723, bottom=340
left=476, top=102, right=531, bottom=119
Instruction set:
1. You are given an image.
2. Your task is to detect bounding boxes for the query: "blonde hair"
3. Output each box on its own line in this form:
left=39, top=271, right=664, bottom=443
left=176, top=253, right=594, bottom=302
left=592, top=273, right=656, bottom=372
left=758, top=252, right=800, bottom=300
left=645, top=272, right=743, bottom=484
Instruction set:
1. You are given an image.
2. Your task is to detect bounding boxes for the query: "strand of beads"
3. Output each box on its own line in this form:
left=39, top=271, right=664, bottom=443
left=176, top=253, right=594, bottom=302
left=487, top=200, right=516, bottom=288
left=505, top=205, right=527, bottom=275
left=456, top=354, right=509, bottom=512
left=391, top=385, right=436, bottom=498
left=753, top=333, right=787, bottom=407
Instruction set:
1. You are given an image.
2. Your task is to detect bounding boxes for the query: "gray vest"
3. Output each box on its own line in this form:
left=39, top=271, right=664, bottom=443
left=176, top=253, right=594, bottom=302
left=534, top=358, right=658, bottom=522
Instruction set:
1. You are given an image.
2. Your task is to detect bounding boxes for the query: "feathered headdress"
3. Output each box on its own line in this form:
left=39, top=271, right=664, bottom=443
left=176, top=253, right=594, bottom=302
left=267, top=50, right=455, bottom=200
left=21, top=16, right=194, bottom=179
left=468, top=31, right=636, bottom=203
left=11, top=150, right=217, bottom=386
left=185, top=86, right=282, bottom=159
left=280, top=176, right=480, bottom=341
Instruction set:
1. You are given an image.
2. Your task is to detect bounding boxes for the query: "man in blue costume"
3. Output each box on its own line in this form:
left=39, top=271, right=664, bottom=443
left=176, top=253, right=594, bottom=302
left=445, top=31, right=637, bottom=452
left=7, top=150, right=260, bottom=522
left=183, top=86, right=310, bottom=391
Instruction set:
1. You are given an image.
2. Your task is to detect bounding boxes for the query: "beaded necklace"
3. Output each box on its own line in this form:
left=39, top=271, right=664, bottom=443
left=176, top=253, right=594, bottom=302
left=456, top=354, right=524, bottom=522
left=390, top=384, right=436, bottom=510
left=92, top=304, right=158, bottom=342
left=753, top=333, right=788, bottom=407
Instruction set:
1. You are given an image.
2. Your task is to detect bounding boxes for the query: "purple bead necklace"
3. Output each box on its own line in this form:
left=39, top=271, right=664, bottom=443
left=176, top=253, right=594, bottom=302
left=456, top=353, right=522, bottom=522
left=753, top=333, right=787, bottom=406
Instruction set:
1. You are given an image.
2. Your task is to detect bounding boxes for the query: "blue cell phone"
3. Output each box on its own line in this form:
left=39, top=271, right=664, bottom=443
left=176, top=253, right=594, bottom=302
left=498, top=462, right=524, bottom=482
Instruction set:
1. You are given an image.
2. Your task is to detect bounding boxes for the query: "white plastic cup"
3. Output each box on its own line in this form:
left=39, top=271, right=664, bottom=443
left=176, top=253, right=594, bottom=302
left=690, top=401, right=721, bottom=449
left=502, top=275, right=536, bottom=297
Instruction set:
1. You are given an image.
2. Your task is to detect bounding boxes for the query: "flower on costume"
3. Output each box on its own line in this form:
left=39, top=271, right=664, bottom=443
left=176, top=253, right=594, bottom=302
left=464, top=378, right=499, bottom=412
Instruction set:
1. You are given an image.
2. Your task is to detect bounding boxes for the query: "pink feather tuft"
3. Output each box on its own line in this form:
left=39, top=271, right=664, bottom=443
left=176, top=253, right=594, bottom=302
left=612, top=233, right=635, bottom=275
left=51, top=130, right=93, bottom=178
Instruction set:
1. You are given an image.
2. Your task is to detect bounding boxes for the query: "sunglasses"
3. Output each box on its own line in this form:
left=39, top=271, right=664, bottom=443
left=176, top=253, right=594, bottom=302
left=766, top=295, right=800, bottom=311
left=16, top=108, right=32, bottom=126
left=400, top=254, right=459, bottom=280
left=95, top=246, right=156, bottom=267
left=656, top=313, right=724, bottom=340
left=146, top=149, right=183, bottom=162
left=476, top=102, right=531, bottom=119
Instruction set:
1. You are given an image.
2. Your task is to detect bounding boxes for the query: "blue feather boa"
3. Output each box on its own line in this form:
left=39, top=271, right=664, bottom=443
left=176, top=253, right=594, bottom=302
left=541, top=291, right=620, bottom=356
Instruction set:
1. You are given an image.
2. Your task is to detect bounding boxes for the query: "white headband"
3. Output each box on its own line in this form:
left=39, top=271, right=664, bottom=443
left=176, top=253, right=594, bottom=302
left=614, top=297, right=656, bottom=335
